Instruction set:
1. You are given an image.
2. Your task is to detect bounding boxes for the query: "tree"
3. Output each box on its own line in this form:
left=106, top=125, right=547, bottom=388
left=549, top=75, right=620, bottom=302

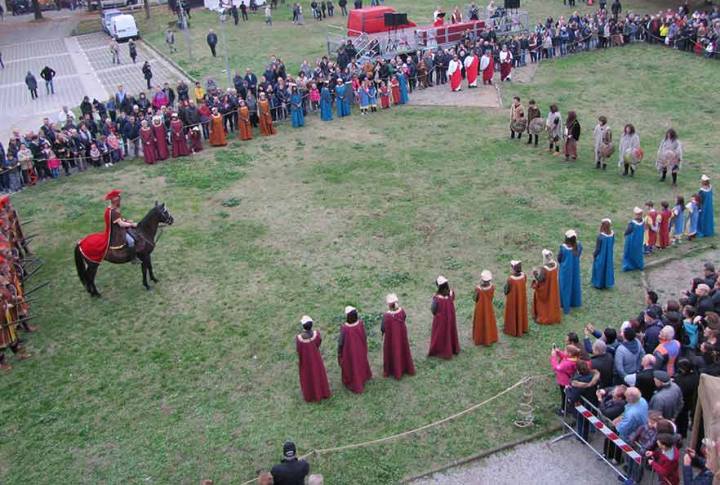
left=144, top=0, right=150, bottom=19
left=32, top=0, right=43, bottom=20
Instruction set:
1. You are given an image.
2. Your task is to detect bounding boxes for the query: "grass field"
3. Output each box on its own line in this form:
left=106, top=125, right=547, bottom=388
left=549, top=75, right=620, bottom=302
left=134, top=0, right=681, bottom=82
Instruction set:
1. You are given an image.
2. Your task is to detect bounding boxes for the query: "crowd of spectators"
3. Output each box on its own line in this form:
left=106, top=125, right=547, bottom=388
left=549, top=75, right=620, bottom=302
left=551, top=264, right=720, bottom=483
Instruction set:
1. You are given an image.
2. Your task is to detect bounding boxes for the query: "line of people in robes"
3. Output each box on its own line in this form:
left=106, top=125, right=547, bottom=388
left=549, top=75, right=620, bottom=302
left=446, top=44, right=512, bottom=91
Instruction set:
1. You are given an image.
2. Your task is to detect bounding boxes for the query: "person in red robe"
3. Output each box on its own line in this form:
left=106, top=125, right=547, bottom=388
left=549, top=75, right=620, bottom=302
left=78, top=189, right=120, bottom=264
left=428, top=275, right=460, bottom=359
left=151, top=117, right=169, bottom=161
left=170, top=114, right=190, bottom=158
left=237, top=101, right=253, bottom=141
left=338, top=306, right=372, bottom=393
left=480, top=50, right=494, bottom=85
left=499, top=44, right=513, bottom=82
left=382, top=293, right=415, bottom=380
left=447, top=55, right=462, bottom=92
left=189, top=126, right=203, bottom=154
left=390, top=76, right=401, bottom=105
left=532, top=249, right=562, bottom=325
left=472, top=270, right=498, bottom=345
left=209, top=108, right=227, bottom=146
left=504, top=260, right=529, bottom=337
left=139, top=120, right=157, bottom=165
left=464, top=52, right=479, bottom=88
left=379, top=81, right=391, bottom=109
left=296, top=315, right=331, bottom=403
left=658, top=200, right=671, bottom=248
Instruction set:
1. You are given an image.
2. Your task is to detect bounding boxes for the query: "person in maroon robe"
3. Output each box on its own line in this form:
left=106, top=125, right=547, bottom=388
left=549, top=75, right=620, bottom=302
left=170, top=114, right=190, bottom=158
left=151, top=116, right=169, bottom=161
left=338, top=306, right=372, bottom=393
left=296, top=315, right=331, bottom=403
left=139, top=120, right=157, bottom=165
left=382, top=293, right=415, bottom=379
left=189, top=126, right=203, bottom=153
left=428, top=275, right=460, bottom=359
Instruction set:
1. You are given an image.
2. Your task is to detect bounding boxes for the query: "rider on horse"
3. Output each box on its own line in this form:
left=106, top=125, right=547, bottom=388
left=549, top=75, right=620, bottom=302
left=106, top=190, right=138, bottom=251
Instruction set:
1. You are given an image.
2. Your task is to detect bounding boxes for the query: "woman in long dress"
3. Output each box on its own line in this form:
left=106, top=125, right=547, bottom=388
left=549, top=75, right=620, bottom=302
left=428, top=276, right=460, bottom=359
left=296, top=316, right=331, bottom=403
left=532, top=250, right=562, bottom=324
left=656, top=128, right=683, bottom=186
left=591, top=218, right=615, bottom=289
left=382, top=294, right=415, bottom=379
left=209, top=107, right=227, bottom=146
left=473, top=270, right=498, bottom=345
left=618, top=123, right=641, bottom=177
left=557, top=229, right=582, bottom=314
left=698, top=174, right=714, bottom=238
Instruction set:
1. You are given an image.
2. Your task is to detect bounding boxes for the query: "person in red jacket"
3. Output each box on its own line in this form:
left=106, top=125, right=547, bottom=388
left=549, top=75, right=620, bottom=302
left=338, top=306, right=372, bottom=393
left=646, top=433, right=680, bottom=485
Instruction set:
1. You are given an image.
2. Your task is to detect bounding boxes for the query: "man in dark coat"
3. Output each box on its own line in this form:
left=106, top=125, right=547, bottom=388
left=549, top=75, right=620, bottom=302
left=25, top=71, right=38, bottom=99
left=206, top=29, right=218, bottom=57
left=270, top=442, right=309, bottom=485
left=40, top=65, right=56, bottom=95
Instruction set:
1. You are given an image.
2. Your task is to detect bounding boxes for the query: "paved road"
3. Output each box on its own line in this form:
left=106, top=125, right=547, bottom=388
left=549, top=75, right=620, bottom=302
left=0, top=10, right=188, bottom=140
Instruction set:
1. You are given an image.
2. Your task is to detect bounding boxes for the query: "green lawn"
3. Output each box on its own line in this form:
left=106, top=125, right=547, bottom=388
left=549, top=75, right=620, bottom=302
left=3, top=29, right=719, bottom=485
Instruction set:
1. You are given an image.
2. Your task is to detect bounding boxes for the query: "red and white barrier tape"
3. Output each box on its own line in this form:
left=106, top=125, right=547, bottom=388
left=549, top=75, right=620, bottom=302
left=576, top=404, right=642, bottom=464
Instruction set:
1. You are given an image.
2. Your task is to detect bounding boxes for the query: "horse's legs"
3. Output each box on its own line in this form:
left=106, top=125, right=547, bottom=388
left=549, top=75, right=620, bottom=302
left=139, top=255, right=150, bottom=290
left=147, top=255, right=158, bottom=283
left=87, top=263, right=101, bottom=297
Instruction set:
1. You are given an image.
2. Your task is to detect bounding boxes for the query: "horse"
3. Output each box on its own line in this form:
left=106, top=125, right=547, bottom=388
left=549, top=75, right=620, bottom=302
left=74, top=202, right=174, bottom=297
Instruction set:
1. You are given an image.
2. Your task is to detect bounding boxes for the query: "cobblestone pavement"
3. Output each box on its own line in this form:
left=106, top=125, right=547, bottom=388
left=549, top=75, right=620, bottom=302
left=0, top=10, right=188, bottom=140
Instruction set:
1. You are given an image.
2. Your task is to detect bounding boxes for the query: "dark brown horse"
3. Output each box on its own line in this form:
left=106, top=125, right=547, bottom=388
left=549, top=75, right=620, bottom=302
left=74, top=202, right=174, bottom=296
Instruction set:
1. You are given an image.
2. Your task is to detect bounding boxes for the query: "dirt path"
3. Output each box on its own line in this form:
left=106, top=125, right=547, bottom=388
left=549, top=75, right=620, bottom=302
left=644, top=245, right=720, bottom=301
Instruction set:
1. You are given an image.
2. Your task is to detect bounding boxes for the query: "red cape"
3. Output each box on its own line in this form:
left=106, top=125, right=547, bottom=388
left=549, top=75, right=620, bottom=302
left=78, top=207, right=111, bottom=264
left=296, top=331, right=332, bottom=403
left=339, top=321, right=372, bottom=393
left=382, top=309, right=415, bottom=379
left=428, top=292, right=461, bottom=359
left=466, top=55, right=479, bottom=85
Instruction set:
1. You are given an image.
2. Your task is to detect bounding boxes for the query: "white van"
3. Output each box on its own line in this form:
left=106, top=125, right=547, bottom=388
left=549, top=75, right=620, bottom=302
left=111, top=14, right=139, bottom=41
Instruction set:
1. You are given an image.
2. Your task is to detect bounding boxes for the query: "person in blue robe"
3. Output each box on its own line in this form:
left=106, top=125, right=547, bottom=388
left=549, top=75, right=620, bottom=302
left=398, top=71, right=409, bottom=105
left=622, top=208, right=645, bottom=271
left=342, top=80, right=352, bottom=115
left=557, top=229, right=582, bottom=314
left=697, top=175, right=715, bottom=238
left=290, top=88, right=304, bottom=128
left=320, top=83, right=333, bottom=121
left=671, top=195, right=685, bottom=244
left=687, top=195, right=701, bottom=239
left=591, top=218, right=615, bottom=289
left=335, top=79, right=350, bottom=118
left=358, top=82, right=370, bottom=115
left=368, top=84, right=378, bottom=112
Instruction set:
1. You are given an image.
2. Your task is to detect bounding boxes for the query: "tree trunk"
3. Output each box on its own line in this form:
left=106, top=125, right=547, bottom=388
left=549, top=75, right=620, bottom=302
left=32, top=0, right=43, bottom=19
left=144, top=0, right=151, bottom=19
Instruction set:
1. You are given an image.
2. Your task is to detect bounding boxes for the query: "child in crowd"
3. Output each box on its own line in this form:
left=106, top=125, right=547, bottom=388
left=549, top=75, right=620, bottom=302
left=628, top=410, right=663, bottom=482
left=658, top=201, right=672, bottom=249
left=89, top=142, right=102, bottom=168
left=359, top=80, right=370, bottom=115
left=107, top=132, right=123, bottom=164
left=686, top=194, right=701, bottom=240
left=309, top=83, right=320, bottom=112
left=646, top=433, right=680, bottom=485
left=644, top=201, right=659, bottom=254
left=379, top=81, right=391, bottom=109
left=44, top=145, right=60, bottom=178
left=368, top=83, right=377, bottom=112
left=671, top=195, right=685, bottom=245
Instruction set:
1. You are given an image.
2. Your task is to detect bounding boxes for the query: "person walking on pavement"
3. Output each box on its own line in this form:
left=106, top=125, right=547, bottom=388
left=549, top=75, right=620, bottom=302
left=128, top=39, right=138, bottom=64
left=230, top=4, right=239, bottom=25
left=142, top=61, right=153, bottom=89
left=110, top=39, right=121, bottom=64
left=25, top=71, right=38, bottom=100
left=240, top=2, right=248, bottom=20
left=40, top=65, right=56, bottom=95
left=206, top=29, right=218, bottom=57
left=0, top=51, right=4, bottom=69
left=165, top=28, right=177, bottom=53
left=265, top=4, right=272, bottom=25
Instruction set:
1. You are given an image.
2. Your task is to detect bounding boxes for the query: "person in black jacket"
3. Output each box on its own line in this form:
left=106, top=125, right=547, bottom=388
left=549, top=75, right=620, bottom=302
left=40, top=65, right=56, bottom=95
left=128, top=39, right=138, bottom=64
left=338, top=0, right=347, bottom=16
left=142, top=61, right=153, bottom=89
left=123, top=115, right=141, bottom=158
left=564, top=110, right=581, bottom=161
left=25, top=71, right=38, bottom=100
left=206, top=29, right=218, bottom=57
left=611, top=0, right=622, bottom=19
left=270, top=442, right=309, bottom=485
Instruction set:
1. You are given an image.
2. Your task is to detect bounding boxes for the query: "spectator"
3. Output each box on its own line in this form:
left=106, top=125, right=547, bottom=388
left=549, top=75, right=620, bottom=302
left=25, top=71, right=38, bottom=100
left=627, top=353, right=656, bottom=401
left=614, top=326, right=644, bottom=382
left=270, top=441, right=309, bottom=485
left=583, top=324, right=619, bottom=356
left=649, top=370, right=684, bottom=420
left=653, top=325, right=681, bottom=376
left=627, top=410, right=663, bottom=482
left=682, top=447, right=714, bottom=485
left=207, top=29, right=218, bottom=57
left=550, top=344, right=580, bottom=415
left=646, top=433, right=680, bottom=485
left=642, top=307, right=663, bottom=354
left=565, top=331, right=589, bottom=360
left=589, top=339, right=613, bottom=388
left=614, top=386, right=648, bottom=441
left=673, top=358, right=698, bottom=437
left=40, top=65, right=56, bottom=95
left=597, top=384, right=626, bottom=419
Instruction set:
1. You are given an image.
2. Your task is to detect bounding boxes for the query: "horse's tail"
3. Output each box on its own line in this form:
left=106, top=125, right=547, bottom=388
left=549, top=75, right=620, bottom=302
left=74, top=243, right=87, bottom=287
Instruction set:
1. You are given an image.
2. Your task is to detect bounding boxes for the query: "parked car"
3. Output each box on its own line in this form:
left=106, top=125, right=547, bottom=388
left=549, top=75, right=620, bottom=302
left=110, top=14, right=139, bottom=41
left=88, top=0, right=137, bottom=11
left=100, top=8, right=123, bottom=33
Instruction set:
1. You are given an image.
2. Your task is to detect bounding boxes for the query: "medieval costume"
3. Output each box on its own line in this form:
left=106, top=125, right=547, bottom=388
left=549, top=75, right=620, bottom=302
left=189, top=126, right=203, bottom=153
left=170, top=115, right=190, bottom=157
left=532, top=250, right=562, bottom=325
left=687, top=196, right=700, bottom=239
left=591, top=219, right=615, bottom=289
left=379, top=82, right=391, bottom=109
left=209, top=109, right=227, bottom=146
left=658, top=202, right=672, bottom=249
left=558, top=230, right=582, bottom=314
left=320, top=84, right=333, bottom=121
left=472, top=270, right=498, bottom=345
left=671, top=197, right=685, bottom=244
left=258, top=96, right=276, bottom=136
left=381, top=294, right=415, bottom=379
left=504, top=261, right=528, bottom=337
left=546, top=106, right=563, bottom=155
left=338, top=306, right=372, bottom=393
left=390, top=77, right=401, bottom=105
left=296, top=316, right=331, bottom=403
left=622, top=207, right=645, bottom=271
left=464, top=52, right=479, bottom=88
left=428, top=276, right=460, bottom=359
left=564, top=111, right=581, bottom=161
left=593, top=117, right=612, bottom=169
left=335, top=80, right=351, bottom=116
left=618, top=125, right=641, bottom=176
left=398, top=72, right=409, bottom=104
left=526, top=101, right=542, bottom=146
left=644, top=203, right=659, bottom=253
left=698, top=175, right=715, bottom=238
left=447, top=56, right=462, bottom=92
left=656, top=129, right=683, bottom=186
left=237, top=104, right=252, bottom=141
left=480, top=51, right=494, bottom=85
left=499, top=45, right=513, bottom=81
left=509, top=98, right=526, bottom=139
left=139, top=122, right=158, bottom=165
left=152, top=117, right=169, bottom=161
